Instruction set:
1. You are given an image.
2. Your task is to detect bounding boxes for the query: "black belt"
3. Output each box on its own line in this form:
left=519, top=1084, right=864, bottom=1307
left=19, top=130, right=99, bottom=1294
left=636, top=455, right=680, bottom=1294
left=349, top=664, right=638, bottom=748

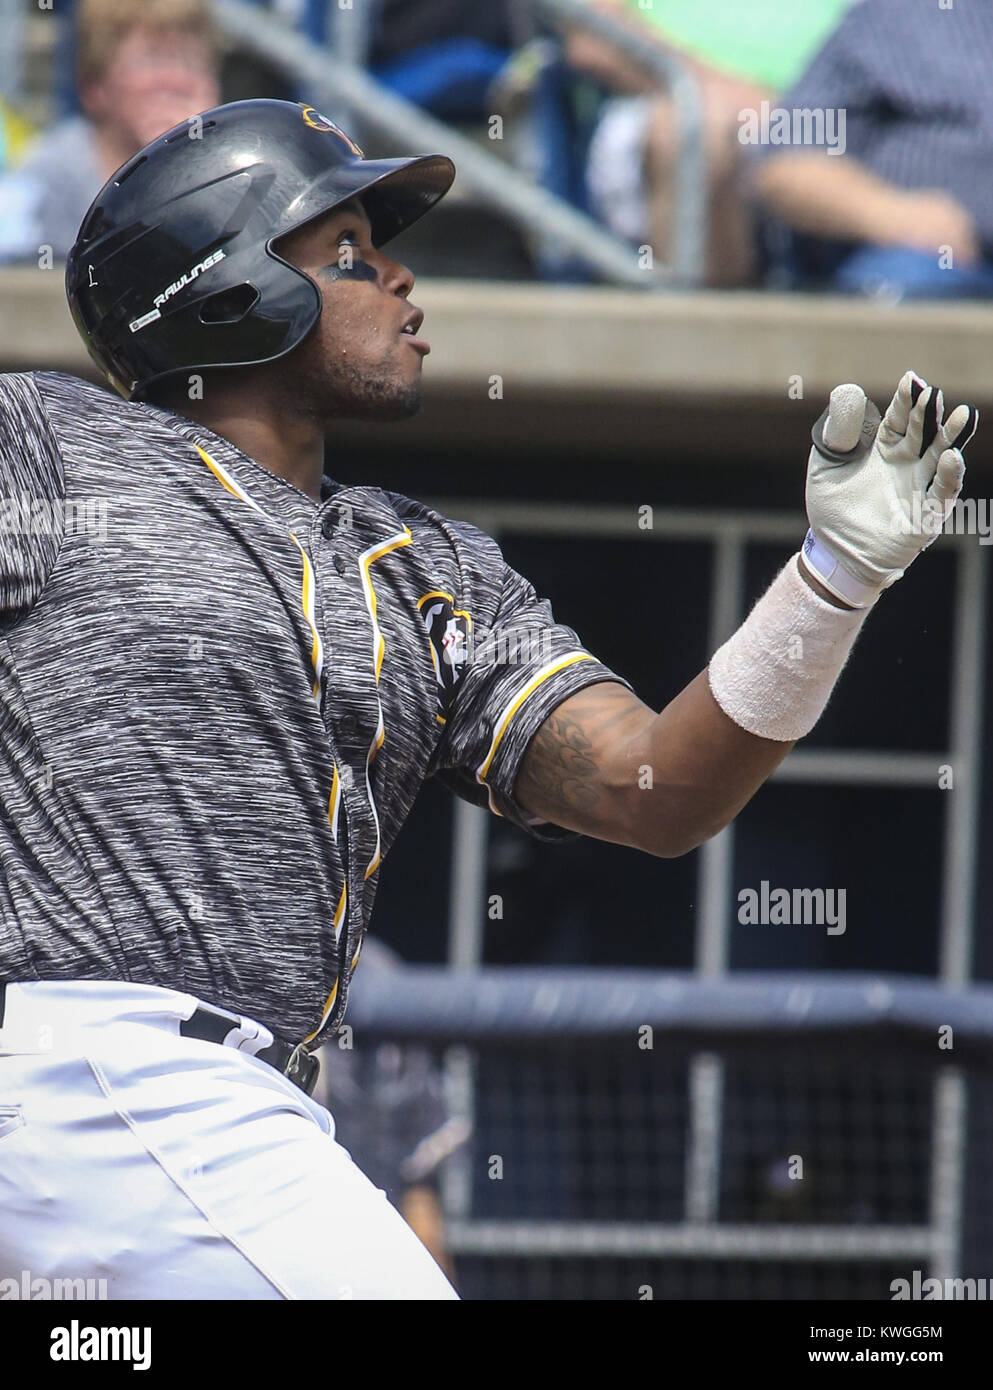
left=179, top=1000, right=320, bottom=1096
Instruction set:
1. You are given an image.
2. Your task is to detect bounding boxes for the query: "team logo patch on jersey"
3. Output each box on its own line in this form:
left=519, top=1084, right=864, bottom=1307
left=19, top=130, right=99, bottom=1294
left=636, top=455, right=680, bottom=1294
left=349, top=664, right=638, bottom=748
left=417, top=591, right=471, bottom=721
left=299, top=105, right=364, bottom=157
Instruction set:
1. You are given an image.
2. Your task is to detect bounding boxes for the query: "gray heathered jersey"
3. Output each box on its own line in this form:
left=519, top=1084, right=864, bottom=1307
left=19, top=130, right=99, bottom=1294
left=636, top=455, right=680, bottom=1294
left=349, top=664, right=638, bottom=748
left=0, top=371, right=628, bottom=1046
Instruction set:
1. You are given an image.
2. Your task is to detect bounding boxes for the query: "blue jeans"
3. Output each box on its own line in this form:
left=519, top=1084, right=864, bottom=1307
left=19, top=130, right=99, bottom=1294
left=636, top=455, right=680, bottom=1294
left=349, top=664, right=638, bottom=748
left=831, top=244, right=993, bottom=300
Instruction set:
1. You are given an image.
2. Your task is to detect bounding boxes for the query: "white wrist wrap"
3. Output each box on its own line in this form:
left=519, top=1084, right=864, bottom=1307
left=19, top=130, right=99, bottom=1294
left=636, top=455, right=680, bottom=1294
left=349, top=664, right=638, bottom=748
left=707, top=555, right=871, bottom=742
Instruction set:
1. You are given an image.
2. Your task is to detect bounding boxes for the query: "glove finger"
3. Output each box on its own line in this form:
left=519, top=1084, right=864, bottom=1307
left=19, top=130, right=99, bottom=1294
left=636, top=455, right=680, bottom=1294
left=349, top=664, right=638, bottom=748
left=879, top=370, right=924, bottom=442
left=821, top=382, right=867, bottom=453
left=926, top=447, right=966, bottom=506
left=940, top=403, right=979, bottom=453
left=902, top=382, right=936, bottom=460
left=918, top=387, right=943, bottom=458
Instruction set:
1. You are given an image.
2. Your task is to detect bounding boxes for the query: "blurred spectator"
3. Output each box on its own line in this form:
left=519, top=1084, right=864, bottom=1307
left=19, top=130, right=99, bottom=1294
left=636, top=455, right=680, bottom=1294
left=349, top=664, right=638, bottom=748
left=752, top=0, right=993, bottom=299
left=316, top=937, right=469, bottom=1278
left=0, top=0, right=219, bottom=264
left=369, top=0, right=520, bottom=121
left=0, top=100, right=34, bottom=173
left=564, top=0, right=851, bottom=286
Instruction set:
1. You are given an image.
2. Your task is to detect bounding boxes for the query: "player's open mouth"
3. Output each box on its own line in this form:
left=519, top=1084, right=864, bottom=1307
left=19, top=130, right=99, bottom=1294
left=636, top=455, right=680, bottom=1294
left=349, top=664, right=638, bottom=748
left=401, top=309, right=430, bottom=355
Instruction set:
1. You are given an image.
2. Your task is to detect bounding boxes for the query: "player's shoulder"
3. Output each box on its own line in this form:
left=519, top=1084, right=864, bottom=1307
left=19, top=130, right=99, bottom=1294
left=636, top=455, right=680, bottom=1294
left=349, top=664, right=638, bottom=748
left=18, top=371, right=178, bottom=446
left=25, top=370, right=125, bottom=412
left=0, top=373, right=194, bottom=488
left=0, top=369, right=119, bottom=422
left=377, top=489, right=508, bottom=616
left=0, top=369, right=56, bottom=438
left=379, top=487, right=501, bottom=565
left=0, top=372, right=66, bottom=484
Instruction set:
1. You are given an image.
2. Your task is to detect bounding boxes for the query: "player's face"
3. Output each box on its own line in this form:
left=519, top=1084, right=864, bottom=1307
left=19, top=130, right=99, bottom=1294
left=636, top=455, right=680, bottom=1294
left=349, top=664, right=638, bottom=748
left=274, top=200, right=428, bottom=424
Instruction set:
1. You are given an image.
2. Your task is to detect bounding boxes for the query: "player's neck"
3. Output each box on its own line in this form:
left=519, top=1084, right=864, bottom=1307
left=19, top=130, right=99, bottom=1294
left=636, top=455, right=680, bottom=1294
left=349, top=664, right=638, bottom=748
left=171, top=394, right=326, bottom=503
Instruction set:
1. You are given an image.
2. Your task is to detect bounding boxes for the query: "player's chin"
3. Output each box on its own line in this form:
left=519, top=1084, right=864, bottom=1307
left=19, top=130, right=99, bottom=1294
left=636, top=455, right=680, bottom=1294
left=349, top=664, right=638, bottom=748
left=348, top=374, right=423, bottom=423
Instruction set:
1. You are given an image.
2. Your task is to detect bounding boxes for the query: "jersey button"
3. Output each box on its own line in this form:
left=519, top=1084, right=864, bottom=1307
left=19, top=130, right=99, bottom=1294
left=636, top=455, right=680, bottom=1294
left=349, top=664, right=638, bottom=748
left=321, top=514, right=337, bottom=540
left=333, top=554, right=347, bottom=576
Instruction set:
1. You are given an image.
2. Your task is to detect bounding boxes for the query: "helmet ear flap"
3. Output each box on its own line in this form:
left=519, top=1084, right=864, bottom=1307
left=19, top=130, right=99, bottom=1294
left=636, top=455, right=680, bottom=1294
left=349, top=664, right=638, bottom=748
left=198, top=283, right=261, bottom=325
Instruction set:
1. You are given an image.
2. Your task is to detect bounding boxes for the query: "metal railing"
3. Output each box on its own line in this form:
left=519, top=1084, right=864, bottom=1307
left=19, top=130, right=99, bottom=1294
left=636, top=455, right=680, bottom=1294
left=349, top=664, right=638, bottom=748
left=532, top=0, right=706, bottom=286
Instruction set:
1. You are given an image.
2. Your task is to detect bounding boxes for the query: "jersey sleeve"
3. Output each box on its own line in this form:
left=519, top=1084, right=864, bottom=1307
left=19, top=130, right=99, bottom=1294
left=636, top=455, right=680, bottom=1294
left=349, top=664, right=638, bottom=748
left=428, top=516, right=633, bottom=842
left=0, top=373, right=65, bottom=617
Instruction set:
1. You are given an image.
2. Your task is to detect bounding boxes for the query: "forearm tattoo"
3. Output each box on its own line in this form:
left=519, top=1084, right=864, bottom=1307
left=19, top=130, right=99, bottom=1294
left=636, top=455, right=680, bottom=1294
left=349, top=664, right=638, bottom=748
left=516, top=683, right=648, bottom=821
left=517, top=706, right=603, bottom=814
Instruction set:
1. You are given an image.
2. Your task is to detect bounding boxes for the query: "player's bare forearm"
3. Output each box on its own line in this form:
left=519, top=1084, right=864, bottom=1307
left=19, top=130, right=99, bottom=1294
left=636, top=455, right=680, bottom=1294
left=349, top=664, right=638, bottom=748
left=515, top=675, right=793, bottom=859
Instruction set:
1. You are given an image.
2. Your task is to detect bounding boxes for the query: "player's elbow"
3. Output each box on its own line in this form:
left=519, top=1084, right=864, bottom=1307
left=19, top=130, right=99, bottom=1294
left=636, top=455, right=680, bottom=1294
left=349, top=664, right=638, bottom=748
left=595, top=796, right=729, bottom=857
left=632, top=803, right=733, bottom=859
left=640, top=828, right=709, bottom=859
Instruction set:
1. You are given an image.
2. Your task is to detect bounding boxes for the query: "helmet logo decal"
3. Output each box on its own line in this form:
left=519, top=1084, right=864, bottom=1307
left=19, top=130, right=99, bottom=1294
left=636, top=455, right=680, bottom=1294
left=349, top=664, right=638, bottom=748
left=129, top=308, right=161, bottom=334
left=299, top=105, right=364, bottom=157
left=130, top=247, right=227, bottom=334
left=153, top=249, right=227, bottom=310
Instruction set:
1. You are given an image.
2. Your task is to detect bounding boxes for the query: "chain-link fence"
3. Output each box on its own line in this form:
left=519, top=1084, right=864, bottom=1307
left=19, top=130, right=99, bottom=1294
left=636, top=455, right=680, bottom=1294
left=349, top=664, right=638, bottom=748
left=341, top=967, right=993, bottom=1300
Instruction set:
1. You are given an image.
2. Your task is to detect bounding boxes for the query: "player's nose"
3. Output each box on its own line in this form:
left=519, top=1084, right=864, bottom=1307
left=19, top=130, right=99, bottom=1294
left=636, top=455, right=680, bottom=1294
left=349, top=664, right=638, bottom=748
left=370, top=248, right=414, bottom=299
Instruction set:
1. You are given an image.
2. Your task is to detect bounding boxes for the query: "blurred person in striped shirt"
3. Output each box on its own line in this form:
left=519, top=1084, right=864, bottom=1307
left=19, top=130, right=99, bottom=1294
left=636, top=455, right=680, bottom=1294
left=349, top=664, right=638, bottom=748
left=566, top=0, right=853, bottom=285
left=752, top=0, right=993, bottom=299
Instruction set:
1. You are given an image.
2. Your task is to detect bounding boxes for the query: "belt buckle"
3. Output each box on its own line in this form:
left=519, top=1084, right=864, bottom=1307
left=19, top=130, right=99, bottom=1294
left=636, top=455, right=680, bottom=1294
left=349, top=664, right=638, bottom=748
left=284, top=1045, right=320, bottom=1097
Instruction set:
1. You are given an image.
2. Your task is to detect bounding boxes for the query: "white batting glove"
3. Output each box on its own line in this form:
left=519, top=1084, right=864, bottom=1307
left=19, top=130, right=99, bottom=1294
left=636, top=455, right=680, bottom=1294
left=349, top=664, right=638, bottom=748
left=800, top=370, right=979, bottom=608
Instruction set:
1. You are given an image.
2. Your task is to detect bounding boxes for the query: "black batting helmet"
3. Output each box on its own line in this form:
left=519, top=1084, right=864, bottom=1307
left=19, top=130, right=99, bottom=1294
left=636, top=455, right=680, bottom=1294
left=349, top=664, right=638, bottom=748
left=66, top=99, right=456, bottom=399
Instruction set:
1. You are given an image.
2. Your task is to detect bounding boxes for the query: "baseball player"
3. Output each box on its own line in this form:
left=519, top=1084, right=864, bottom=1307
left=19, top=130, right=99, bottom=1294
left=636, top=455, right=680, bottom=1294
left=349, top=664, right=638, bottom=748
left=0, top=99, right=978, bottom=1300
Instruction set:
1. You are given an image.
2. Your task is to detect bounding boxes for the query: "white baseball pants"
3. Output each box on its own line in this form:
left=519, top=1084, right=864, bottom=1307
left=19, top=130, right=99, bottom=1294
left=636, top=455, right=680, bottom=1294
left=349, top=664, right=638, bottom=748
left=0, top=980, right=458, bottom=1300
